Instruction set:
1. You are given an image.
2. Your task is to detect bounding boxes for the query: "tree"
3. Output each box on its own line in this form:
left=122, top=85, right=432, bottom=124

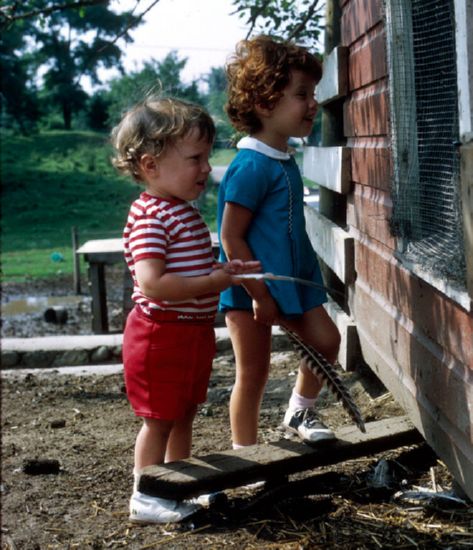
left=231, top=0, right=324, bottom=50
left=203, top=66, right=234, bottom=147
left=24, top=2, right=142, bottom=129
left=105, top=51, right=204, bottom=127
left=0, top=19, right=40, bottom=133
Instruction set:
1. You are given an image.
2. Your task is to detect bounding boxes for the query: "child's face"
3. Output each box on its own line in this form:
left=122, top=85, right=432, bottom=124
left=258, top=70, right=318, bottom=148
left=144, top=128, right=213, bottom=202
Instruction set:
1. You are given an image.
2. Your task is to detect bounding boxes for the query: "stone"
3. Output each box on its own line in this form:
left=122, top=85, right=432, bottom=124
left=1, top=350, right=20, bottom=368
left=91, top=346, right=110, bottom=363
left=53, top=349, right=89, bottom=367
left=22, top=350, right=56, bottom=368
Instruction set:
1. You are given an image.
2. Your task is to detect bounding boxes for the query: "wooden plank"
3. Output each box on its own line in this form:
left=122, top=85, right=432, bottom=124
left=354, top=314, right=473, bottom=501
left=303, top=146, right=351, bottom=194
left=324, top=299, right=359, bottom=371
left=347, top=184, right=396, bottom=250
left=344, top=82, right=389, bottom=137
left=71, top=227, right=81, bottom=295
left=348, top=24, right=387, bottom=90
left=461, top=143, right=473, bottom=300
left=88, top=263, right=108, bottom=334
left=350, top=138, right=391, bottom=191
left=352, top=280, right=473, bottom=437
left=455, top=0, right=473, bottom=140
left=138, top=416, right=421, bottom=499
left=317, top=46, right=348, bottom=105
left=355, top=239, right=473, bottom=367
left=305, top=207, right=354, bottom=284
left=341, top=0, right=384, bottom=47
left=76, top=238, right=123, bottom=255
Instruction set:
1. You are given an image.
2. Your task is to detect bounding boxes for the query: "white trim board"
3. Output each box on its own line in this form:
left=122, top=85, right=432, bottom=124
left=324, top=298, right=358, bottom=371
left=303, top=146, right=351, bottom=194
left=304, top=206, right=355, bottom=284
left=454, top=0, right=473, bottom=142
left=317, top=46, right=348, bottom=105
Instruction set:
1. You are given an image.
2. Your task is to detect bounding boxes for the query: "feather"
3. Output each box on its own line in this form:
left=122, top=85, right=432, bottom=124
left=282, top=326, right=366, bottom=433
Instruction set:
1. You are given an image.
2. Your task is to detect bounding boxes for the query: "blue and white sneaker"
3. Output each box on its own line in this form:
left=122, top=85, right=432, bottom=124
left=283, top=408, right=335, bottom=444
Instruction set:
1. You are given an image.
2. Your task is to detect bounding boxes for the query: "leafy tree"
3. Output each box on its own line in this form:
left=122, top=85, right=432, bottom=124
left=0, top=19, right=41, bottom=133
left=27, top=2, right=142, bottom=129
left=86, top=91, right=109, bottom=131
left=231, top=0, right=324, bottom=49
left=105, top=51, right=204, bottom=127
left=203, top=66, right=234, bottom=147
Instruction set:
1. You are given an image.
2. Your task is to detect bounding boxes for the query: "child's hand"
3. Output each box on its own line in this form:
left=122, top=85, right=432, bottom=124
left=209, top=259, right=261, bottom=291
left=213, top=259, right=261, bottom=274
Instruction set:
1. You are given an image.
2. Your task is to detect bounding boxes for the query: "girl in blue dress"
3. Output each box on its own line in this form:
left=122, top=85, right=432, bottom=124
left=218, top=35, right=341, bottom=448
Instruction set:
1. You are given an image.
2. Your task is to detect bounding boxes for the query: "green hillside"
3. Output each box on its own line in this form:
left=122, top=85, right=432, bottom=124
left=1, top=131, right=227, bottom=281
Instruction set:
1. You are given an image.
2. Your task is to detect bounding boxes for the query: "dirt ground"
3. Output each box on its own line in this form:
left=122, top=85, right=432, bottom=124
left=1, top=275, right=472, bottom=549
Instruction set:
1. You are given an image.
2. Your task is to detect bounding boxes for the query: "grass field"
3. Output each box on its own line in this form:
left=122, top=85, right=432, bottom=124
left=1, top=131, right=235, bottom=282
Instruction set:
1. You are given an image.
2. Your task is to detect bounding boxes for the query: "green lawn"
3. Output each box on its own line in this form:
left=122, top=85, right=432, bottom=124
left=210, top=147, right=237, bottom=165
left=1, top=131, right=228, bottom=282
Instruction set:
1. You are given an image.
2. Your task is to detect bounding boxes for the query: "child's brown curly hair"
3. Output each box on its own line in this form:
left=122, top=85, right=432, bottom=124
left=110, top=97, right=215, bottom=182
left=225, top=35, right=322, bottom=134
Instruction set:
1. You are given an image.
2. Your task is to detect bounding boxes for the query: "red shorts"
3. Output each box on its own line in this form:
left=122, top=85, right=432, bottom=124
left=123, top=306, right=216, bottom=420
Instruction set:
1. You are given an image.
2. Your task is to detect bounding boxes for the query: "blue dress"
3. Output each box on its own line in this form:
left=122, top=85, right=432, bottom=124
left=217, top=141, right=327, bottom=317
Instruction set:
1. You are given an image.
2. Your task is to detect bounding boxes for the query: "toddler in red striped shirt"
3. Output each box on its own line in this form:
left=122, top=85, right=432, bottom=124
left=111, top=97, right=260, bottom=524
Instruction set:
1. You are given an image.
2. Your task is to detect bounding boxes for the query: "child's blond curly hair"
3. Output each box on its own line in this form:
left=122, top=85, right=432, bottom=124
left=225, top=35, right=322, bottom=134
left=111, top=97, right=215, bottom=182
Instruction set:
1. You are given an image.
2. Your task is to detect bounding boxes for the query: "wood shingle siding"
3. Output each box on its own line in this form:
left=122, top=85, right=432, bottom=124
left=303, top=0, right=473, bottom=499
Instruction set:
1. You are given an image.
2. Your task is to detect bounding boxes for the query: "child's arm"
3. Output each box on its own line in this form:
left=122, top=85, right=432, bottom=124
left=221, top=202, right=279, bottom=325
left=134, top=256, right=259, bottom=302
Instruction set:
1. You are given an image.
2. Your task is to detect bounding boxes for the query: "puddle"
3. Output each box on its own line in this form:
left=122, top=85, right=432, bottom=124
left=1, top=295, right=87, bottom=316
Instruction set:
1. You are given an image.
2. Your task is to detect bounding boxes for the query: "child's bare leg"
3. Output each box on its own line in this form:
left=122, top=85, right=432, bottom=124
left=226, top=310, right=272, bottom=446
left=282, top=306, right=341, bottom=442
left=134, top=417, right=173, bottom=470
left=165, top=405, right=198, bottom=462
left=284, top=305, right=340, bottom=396
left=130, top=414, right=202, bottom=524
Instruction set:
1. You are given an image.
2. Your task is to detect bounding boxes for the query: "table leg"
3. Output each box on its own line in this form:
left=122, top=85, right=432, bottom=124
left=88, top=262, right=108, bottom=334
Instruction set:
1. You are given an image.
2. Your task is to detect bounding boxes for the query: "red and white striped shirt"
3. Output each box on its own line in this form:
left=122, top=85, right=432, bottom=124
left=123, top=192, right=218, bottom=316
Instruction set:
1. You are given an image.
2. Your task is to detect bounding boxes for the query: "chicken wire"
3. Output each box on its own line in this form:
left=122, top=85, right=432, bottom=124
left=385, top=0, right=466, bottom=286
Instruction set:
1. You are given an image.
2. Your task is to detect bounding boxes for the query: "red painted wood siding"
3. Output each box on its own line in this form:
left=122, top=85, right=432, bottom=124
left=338, top=0, right=473, bottom=499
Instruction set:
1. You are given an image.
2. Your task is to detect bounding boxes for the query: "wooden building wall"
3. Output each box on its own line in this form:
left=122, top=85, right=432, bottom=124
left=304, top=0, right=473, bottom=499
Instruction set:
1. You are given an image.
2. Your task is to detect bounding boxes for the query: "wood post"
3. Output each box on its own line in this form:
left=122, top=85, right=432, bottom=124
left=71, top=226, right=81, bottom=295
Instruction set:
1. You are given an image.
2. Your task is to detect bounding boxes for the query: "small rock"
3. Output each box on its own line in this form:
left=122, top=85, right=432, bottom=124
left=53, top=349, right=89, bottom=367
left=91, top=346, right=110, bottom=362
left=200, top=405, right=214, bottom=417
left=43, top=307, right=68, bottom=324
left=50, top=419, right=66, bottom=429
left=22, top=458, right=60, bottom=475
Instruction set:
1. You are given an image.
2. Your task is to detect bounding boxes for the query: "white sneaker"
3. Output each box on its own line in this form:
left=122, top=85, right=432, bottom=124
left=129, top=491, right=201, bottom=524
left=283, top=408, right=335, bottom=444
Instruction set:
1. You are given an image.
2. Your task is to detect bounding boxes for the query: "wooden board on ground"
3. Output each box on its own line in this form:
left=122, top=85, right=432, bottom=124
left=139, top=416, right=422, bottom=499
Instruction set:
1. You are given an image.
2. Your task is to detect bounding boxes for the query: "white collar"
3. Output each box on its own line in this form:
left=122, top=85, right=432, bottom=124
left=237, top=136, right=292, bottom=160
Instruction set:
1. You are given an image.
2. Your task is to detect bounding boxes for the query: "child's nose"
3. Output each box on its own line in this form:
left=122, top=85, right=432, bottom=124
left=202, top=160, right=212, bottom=174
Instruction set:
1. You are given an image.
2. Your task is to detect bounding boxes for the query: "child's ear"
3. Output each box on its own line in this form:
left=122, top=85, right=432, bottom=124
left=139, top=154, right=159, bottom=176
left=255, top=103, right=272, bottom=118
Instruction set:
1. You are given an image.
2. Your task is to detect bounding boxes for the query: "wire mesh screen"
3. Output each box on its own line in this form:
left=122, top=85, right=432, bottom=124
left=386, top=0, right=466, bottom=285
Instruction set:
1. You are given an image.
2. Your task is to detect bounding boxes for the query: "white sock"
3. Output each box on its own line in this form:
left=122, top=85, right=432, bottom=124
left=232, top=442, right=252, bottom=449
left=133, top=470, right=140, bottom=493
left=288, top=390, right=316, bottom=412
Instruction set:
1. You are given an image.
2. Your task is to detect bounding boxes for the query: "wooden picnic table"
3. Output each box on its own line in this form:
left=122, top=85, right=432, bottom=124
left=76, top=238, right=127, bottom=334
left=77, top=234, right=220, bottom=334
